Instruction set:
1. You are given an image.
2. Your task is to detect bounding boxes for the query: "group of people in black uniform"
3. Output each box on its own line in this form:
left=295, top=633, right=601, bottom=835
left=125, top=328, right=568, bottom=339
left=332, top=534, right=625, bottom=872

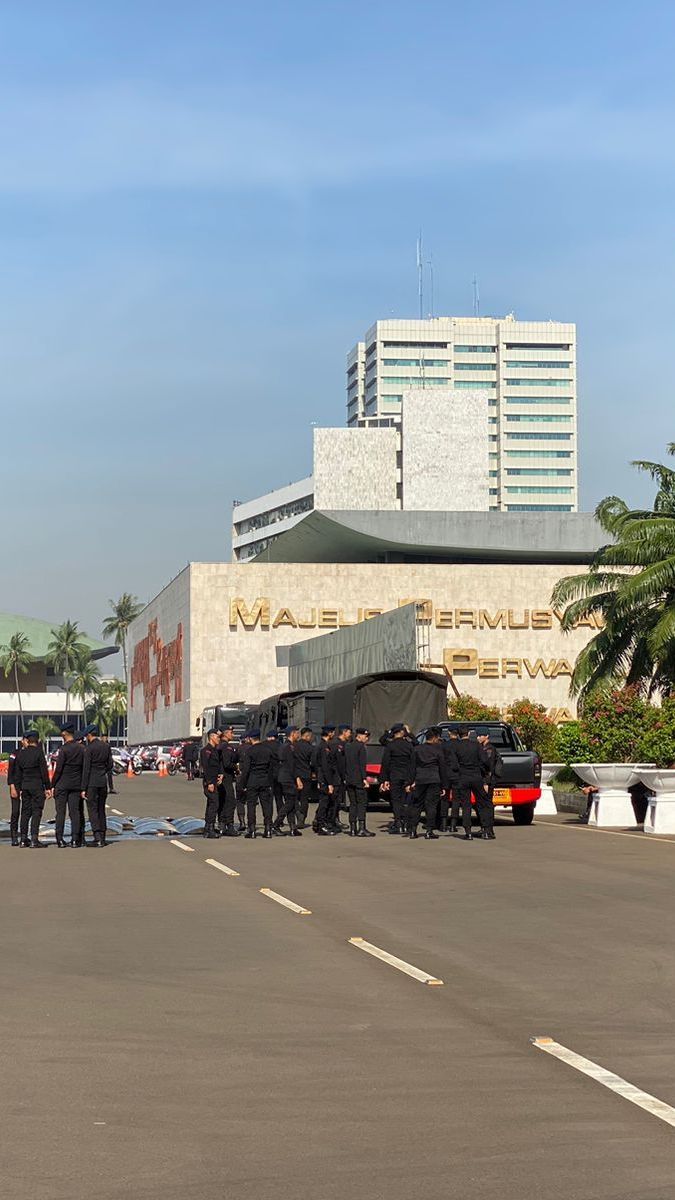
left=6, top=723, right=114, bottom=847
left=196, top=721, right=498, bottom=842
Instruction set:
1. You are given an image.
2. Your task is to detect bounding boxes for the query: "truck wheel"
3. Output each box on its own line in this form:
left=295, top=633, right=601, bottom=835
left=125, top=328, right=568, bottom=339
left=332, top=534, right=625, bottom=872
left=513, top=803, right=535, bottom=826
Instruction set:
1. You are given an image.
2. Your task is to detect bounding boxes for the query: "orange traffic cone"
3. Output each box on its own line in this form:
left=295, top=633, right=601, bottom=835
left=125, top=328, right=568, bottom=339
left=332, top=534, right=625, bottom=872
left=158, top=760, right=167, bottom=777
left=127, top=759, right=134, bottom=778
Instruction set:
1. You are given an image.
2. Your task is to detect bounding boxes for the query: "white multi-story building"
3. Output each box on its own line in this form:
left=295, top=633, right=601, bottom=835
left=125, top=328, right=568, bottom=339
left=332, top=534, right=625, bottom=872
left=347, top=315, right=578, bottom=512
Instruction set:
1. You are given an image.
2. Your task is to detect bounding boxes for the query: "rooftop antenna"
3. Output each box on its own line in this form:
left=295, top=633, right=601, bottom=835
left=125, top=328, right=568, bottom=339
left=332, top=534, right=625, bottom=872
left=472, top=275, right=480, bottom=317
left=417, top=231, right=424, bottom=319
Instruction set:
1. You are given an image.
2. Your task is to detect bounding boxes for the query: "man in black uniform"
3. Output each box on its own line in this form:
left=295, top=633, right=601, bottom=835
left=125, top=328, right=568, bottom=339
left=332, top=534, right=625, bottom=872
left=331, top=725, right=352, bottom=831
left=15, top=730, right=52, bottom=847
left=235, top=734, right=252, bottom=830
left=183, top=740, right=197, bottom=781
left=380, top=723, right=415, bottom=834
left=7, top=734, right=27, bottom=845
left=313, top=725, right=339, bottom=835
left=239, top=729, right=275, bottom=839
left=272, top=727, right=303, bottom=836
left=266, top=732, right=284, bottom=822
left=294, top=728, right=315, bottom=829
left=450, top=726, right=493, bottom=840
left=52, top=722, right=85, bottom=846
left=101, top=734, right=117, bottom=794
left=344, top=727, right=375, bottom=837
left=199, top=728, right=222, bottom=838
left=216, top=727, right=240, bottom=836
left=81, top=724, right=113, bottom=846
left=409, top=727, right=448, bottom=840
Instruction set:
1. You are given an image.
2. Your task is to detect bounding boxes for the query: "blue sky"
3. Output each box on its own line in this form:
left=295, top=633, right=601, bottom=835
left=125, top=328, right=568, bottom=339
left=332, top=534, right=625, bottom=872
left=2, top=0, right=674, bottom=644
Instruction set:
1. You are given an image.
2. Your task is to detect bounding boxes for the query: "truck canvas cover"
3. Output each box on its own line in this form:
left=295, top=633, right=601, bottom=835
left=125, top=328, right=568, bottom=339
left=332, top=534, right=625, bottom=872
left=323, top=671, right=447, bottom=736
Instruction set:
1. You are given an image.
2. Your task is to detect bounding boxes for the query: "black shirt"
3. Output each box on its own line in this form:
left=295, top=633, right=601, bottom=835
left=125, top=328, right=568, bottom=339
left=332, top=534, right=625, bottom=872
left=343, top=740, right=367, bottom=788
left=381, top=738, right=415, bottom=784
left=218, top=742, right=239, bottom=776
left=82, top=738, right=114, bottom=789
left=52, top=740, right=85, bottom=791
left=413, top=743, right=448, bottom=787
left=450, top=739, right=487, bottom=778
left=315, top=740, right=339, bottom=788
left=294, top=740, right=314, bottom=782
left=266, top=741, right=281, bottom=782
left=277, top=742, right=298, bottom=787
left=15, top=745, right=51, bottom=790
left=200, top=743, right=221, bottom=785
left=239, top=742, right=274, bottom=788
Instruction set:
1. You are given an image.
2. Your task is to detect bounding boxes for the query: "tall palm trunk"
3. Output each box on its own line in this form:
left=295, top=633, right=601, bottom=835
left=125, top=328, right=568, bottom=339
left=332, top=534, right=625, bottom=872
left=122, top=636, right=128, bottom=686
left=14, top=663, right=25, bottom=735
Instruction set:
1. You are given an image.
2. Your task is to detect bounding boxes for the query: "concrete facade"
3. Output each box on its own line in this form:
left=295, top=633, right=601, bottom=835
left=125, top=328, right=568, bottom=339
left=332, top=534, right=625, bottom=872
left=401, top=389, right=489, bottom=510
left=128, top=560, right=600, bottom=743
left=313, top=427, right=398, bottom=510
left=347, top=315, right=578, bottom=513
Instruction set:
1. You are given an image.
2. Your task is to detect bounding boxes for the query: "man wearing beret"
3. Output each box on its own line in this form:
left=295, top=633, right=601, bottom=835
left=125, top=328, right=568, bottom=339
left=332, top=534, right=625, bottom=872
left=239, top=728, right=275, bottom=839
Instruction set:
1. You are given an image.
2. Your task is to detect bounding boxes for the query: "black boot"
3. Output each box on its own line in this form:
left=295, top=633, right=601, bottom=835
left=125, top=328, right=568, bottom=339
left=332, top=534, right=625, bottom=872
left=56, top=838, right=69, bottom=848
left=263, top=825, right=273, bottom=839
left=245, top=826, right=257, bottom=839
left=11, top=837, right=20, bottom=847
left=449, top=819, right=457, bottom=833
left=222, top=824, right=240, bottom=837
left=316, top=824, right=337, bottom=836
left=349, top=824, right=358, bottom=836
left=290, top=826, right=303, bottom=837
left=205, top=826, right=220, bottom=839
left=31, top=838, right=48, bottom=848
left=388, top=820, right=401, bottom=835
left=439, top=818, right=448, bottom=833
left=271, top=824, right=287, bottom=837
left=20, top=838, right=31, bottom=847
left=99, top=834, right=108, bottom=847
left=408, top=824, right=418, bottom=839
left=463, top=831, right=474, bottom=841
left=424, top=829, right=439, bottom=840
left=486, top=829, right=496, bottom=839
left=360, top=821, right=375, bottom=838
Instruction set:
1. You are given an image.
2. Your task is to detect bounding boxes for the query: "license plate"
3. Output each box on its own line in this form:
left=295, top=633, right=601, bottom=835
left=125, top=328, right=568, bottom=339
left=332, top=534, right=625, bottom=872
left=492, top=788, right=510, bottom=803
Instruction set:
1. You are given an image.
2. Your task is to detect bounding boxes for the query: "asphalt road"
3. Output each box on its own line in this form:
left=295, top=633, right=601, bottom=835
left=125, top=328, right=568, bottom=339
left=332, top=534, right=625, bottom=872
left=2, top=774, right=675, bottom=1199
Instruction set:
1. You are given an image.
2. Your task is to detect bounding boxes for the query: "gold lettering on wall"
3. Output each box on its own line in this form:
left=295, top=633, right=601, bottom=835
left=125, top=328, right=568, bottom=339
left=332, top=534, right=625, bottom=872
left=229, top=597, right=270, bottom=630
left=478, top=609, right=507, bottom=630
left=272, top=607, right=297, bottom=628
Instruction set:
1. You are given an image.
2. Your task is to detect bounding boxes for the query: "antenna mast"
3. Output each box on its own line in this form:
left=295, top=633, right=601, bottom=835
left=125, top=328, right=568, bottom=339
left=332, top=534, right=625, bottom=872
left=417, top=232, right=423, bottom=319
left=472, top=275, right=480, bottom=317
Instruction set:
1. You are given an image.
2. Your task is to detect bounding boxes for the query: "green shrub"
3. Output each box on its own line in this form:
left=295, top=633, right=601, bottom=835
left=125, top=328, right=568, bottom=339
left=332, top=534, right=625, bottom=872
left=507, top=697, right=558, bottom=757
left=447, top=694, right=500, bottom=722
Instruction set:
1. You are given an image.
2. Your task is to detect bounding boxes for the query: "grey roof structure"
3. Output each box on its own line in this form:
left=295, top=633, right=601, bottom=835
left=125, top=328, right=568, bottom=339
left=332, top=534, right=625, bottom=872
left=250, top=509, right=604, bottom=566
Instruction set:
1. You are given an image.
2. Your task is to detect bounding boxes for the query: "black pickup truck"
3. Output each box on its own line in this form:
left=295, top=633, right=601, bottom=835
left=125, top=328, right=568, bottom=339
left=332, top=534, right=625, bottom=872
left=417, top=721, right=542, bottom=825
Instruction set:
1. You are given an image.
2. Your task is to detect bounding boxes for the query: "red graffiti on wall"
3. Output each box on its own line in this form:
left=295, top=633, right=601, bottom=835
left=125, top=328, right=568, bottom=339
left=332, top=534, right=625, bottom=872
left=130, top=620, right=183, bottom=724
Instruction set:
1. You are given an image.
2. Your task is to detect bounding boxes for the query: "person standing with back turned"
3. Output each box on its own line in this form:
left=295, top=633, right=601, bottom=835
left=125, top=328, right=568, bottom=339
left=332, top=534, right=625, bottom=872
left=15, top=730, right=52, bottom=848
left=81, top=724, right=113, bottom=847
left=52, top=721, right=85, bottom=847
left=449, top=726, right=494, bottom=840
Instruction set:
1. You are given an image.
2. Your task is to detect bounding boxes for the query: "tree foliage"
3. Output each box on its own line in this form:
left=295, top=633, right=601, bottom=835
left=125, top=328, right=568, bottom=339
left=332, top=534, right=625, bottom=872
left=447, top=694, right=500, bottom=722
left=551, top=444, right=675, bottom=700
left=506, top=697, right=558, bottom=758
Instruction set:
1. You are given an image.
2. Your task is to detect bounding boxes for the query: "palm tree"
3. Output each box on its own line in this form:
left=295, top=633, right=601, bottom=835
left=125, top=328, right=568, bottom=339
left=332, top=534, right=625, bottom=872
left=70, top=649, right=102, bottom=725
left=551, top=444, right=675, bottom=700
left=46, top=619, right=88, bottom=719
left=0, top=632, right=34, bottom=734
left=87, top=691, right=110, bottom=735
left=29, top=716, right=59, bottom=748
left=102, top=594, right=144, bottom=685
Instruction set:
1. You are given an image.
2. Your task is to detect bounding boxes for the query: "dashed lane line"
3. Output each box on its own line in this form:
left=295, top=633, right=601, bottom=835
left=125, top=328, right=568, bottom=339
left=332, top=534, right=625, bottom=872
left=260, top=888, right=311, bottom=915
left=171, top=840, right=195, bottom=853
left=532, top=1037, right=675, bottom=1128
left=205, top=857, right=240, bottom=877
left=348, top=937, right=443, bottom=985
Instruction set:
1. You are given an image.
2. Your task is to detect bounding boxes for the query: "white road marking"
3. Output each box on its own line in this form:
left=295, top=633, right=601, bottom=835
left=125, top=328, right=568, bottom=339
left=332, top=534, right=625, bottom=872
left=205, top=858, right=240, bottom=877
left=532, top=1038, right=675, bottom=1128
left=535, top=820, right=675, bottom=843
left=260, top=887, right=311, bottom=915
left=110, top=809, right=124, bottom=816
left=171, top=840, right=195, bottom=853
left=348, top=937, right=443, bottom=985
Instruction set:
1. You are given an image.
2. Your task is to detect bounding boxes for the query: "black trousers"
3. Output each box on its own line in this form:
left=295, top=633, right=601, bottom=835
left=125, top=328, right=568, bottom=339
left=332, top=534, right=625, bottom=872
left=246, top=785, right=273, bottom=828
left=203, top=782, right=219, bottom=830
left=274, top=785, right=299, bottom=828
left=20, top=788, right=46, bottom=841
left=388, top=779, right=409, bottom=823
left=55, top=788, right=83, bottom=843
left=409, top=782, right=440, bottom=830
left=86, top=786, right=108, bottom=836
left=273, top=781, right=284, bottom=818
left=457, top=776, right=493, bottom=830
left=217, top=776, right=236, bottom=828
left=235, top=785, right=246, bottom=825
left=296, top=781, right=311, bottom=822
left=10, top=790, right=27, bottom=839
left=315, top=785, right=334, bottom=827
left=346, top=785, right=367, bottom=825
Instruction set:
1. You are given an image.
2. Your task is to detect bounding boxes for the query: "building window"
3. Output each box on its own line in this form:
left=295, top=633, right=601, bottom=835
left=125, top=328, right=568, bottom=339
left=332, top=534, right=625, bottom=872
left=506, top=449, right=572, bottom=458
left=382, top=341, right=448, bottom=349
left=507, top=504, right=573, bottom=511
left=505, top=397, right=572, bottom=405
left=506, top=361, right=572, bottom=368
left=382, top=358, right=449, bottom=367
left=382, top=376, right=449, bottom=386
left=454, top=363, right=497, bottom=371
left=504, top=343, right=571, bottom=350
left=506, top=379, right=571, bottom=387
left=506, top=432, right=573, bottom=440
left=489, top=488, right=499, bottom=495
left=454, top=381, right=497, bottom=390
left=506, top=415, right=573, bottom=423
left=453, top=345, right=497, bottom=353
left=506, top=486, right=573, bottom=494
left=506, top=469, right=572, bottom=476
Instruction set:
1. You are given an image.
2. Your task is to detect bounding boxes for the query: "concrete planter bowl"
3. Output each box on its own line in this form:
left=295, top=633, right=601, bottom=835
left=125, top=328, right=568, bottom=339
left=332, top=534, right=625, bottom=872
left=538, top=763, right=562, bottom=815
left=573, top=764, right=655, bottom=828
left=637, top=770, right=675, bottom=836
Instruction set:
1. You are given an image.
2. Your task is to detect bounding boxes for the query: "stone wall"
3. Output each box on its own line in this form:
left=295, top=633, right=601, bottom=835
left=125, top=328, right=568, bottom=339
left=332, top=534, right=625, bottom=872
left=313, top=427, right=398, bottom=510
left=400, top=388, right=490, bottom=510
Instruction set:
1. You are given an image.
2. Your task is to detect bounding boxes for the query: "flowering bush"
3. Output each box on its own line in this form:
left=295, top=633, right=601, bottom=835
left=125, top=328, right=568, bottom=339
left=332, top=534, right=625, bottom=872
left=579, top=686, right=650, bottom=763
left=553, top=720, right=592, bottom=766
left=635, top=699, right=675, bottom=768
left=447, top=694, right=500, bottom=722
left=507, top=697, right=557, bottom=758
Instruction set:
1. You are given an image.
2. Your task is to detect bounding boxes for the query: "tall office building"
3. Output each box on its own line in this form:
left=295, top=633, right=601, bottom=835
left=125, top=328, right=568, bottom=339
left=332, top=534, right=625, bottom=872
left=346, top=315, right=578, bottom=512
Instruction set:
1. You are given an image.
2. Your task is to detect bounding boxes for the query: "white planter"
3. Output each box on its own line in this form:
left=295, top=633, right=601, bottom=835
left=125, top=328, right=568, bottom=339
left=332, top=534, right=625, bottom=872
left=637, top=770, right=675, bottom=836
left=573, top=764, right=655, bottom=828
left=538, top=763, right=561, bottom=815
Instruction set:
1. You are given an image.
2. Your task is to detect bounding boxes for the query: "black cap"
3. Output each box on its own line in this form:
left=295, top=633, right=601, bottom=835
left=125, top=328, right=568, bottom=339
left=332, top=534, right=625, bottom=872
left=60, top=721, right=75, bottom=734
left=206, top=728, right=219, bottom=738
left=26, top=730, right=39, bottom=742
left=248, top=727, right=261, bottom=740
left=84, top=723, right=99, bottom=736
left=321, top=724, right=336, bottom=736
left=391, top=723, right=405, bottom=733
left=338, top=724, right=352, bottom=734
left=285, top=725, right=299, bottom=734
left=355, top=727, right=370, bottom=736
left=266, top=732, right=279, bottom=740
